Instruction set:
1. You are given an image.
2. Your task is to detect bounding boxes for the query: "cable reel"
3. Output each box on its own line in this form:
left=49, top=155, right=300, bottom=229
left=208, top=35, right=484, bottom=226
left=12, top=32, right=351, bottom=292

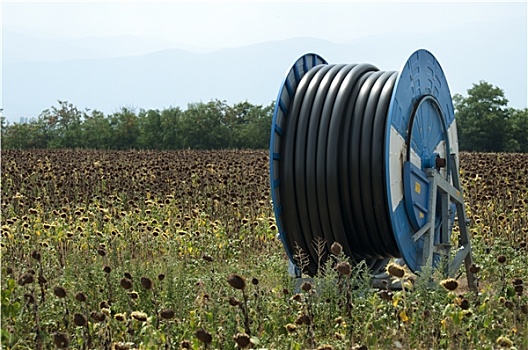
left=269, top=49, right=476, bottom=289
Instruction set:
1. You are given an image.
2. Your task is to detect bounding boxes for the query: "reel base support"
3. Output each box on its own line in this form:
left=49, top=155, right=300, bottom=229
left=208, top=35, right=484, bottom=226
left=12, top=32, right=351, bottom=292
left=412, top=153, right=477, bottom=291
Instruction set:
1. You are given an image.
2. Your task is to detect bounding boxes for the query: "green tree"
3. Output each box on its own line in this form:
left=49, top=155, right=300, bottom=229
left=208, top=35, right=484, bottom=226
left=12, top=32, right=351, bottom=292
left=179, top=100, right=230, bottom=149
left=109, top=107, right=140, bottom=149
left=137, top=108, right=183, bottom=150
left=227, top=101, right=273, bottom=149
left=38, top=100, right=84, bottom=148
left=159, top=107, right=184, bottom=149
left=453, top=81, right=510, bottom=152
left=81, top=109, right=113, bottom=149
left=138, top=109, right=163, bottom=149
left=2, top=120, right=31, bottom=149
left=509, top=108, right=528, bottom=153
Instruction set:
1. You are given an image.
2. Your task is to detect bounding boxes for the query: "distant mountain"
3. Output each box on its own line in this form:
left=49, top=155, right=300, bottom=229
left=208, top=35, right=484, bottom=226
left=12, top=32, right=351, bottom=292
left=2, top=16, right=526, bottom=123
left=3, top=31, right=101, bottom=63
left=2, top=31, right=215, bottom=64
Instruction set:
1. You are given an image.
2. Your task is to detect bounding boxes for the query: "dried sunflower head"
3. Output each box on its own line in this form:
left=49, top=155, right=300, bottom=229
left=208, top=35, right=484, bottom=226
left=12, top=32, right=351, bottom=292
left=227, top=274, right=246, bottom=290
left=440, top=278, right=459, bottom=291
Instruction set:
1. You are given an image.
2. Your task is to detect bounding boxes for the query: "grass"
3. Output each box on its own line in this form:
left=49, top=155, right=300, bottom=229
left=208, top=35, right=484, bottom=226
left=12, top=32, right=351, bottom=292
left=1, top=150, right=527, bottom=349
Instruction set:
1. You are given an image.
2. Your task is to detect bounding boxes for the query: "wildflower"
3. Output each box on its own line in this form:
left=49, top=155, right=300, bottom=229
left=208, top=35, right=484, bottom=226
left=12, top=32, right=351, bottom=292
left=251, top=278, right=259, bottom=285
left=520, top=304, right=528, bottom=314
left=24, top=293, right=35, bottom=304
left=459, top=298, right=470, bottom=310
left=336, top=261, right=352, bottom=276
left=301, top=281, right=312, bottom=292
left=203, top=254, right=214, bottom=262
left=229, top=296, right=240, bottom=306
left=140, top=277, right=153, bottom=290
left=74, top=313, right=87, bottom=326
left=71, top=290, right=86, bottom=303
left=317, top=345, right=334, bottom=350
left=334, top=332, right=345, bottom=340
left=157, top=274, right=165, bottom=281
left=112, top=342, right=134, bottom=350
left=514, top=285, right=523, bottom=295
left=131, top=311, right=148, bottom=322
left=378, top=290, right=393, bottom=301
left=497, top=255, right=507, bottom=264
left=195, top=328, right=212, bottom=344
left=291, top=293, right=302, bottom=302
left=53, top=332, right=70, bottom=348
left=128, top=291, right=139, bottom=300
left=53, top=286, right=67, bottom=298
left=233, top=332, right=251, bottom=348
left=114, top=313, right=126, bottom=322
left=496, top=335, right=513, bottom=348
left=440, top=278, right=459, bottom=291
left=160, top=308, right=175, bottom=319
left=330, top=242, right=343, bottom=256
left=91, top=311, right=106, bottom=322
left=227, top=273, right=246, bottom=290
left=387, top=262, right=405, bottom=278
left=103, top=265, right=111, bottom=274
left=285, top=323, right=297, bottom=333
left=295, top=314, right=311, bottom=325
left=101, top=308, right=111, bottom=317
left=31, top=250, right=41, bottom=261
left=469, top=264, right=481, bottom=274
left=17, top=273, right=34, bottom=286
left=120, top=278, right=133, bottom=290
left=181, top=340, right=191, bottom=348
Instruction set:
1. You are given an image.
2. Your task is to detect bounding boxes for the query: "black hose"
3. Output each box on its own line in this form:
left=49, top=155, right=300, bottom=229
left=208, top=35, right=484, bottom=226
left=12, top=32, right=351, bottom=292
left=280, top=61, right=402, bottom=275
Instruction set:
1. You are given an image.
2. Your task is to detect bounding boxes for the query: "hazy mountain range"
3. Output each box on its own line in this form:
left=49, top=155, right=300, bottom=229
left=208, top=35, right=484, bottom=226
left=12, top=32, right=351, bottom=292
left=3, top=16, right=526, bottom=123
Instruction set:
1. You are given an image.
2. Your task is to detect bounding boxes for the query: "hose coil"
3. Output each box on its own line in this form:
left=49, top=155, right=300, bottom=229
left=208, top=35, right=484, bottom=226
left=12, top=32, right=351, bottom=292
left=270, top=50, right=457, bottom=276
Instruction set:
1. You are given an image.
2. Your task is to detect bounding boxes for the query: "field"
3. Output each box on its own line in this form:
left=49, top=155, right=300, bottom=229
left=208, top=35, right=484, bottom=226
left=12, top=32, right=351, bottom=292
left=1, top=149, right=527, bottom=350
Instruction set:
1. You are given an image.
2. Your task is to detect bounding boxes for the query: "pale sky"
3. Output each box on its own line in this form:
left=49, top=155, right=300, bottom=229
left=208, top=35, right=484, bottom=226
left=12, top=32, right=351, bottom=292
left=2, top=1, right=527, bottom=120
left=3, top=1, right=526, bottom=49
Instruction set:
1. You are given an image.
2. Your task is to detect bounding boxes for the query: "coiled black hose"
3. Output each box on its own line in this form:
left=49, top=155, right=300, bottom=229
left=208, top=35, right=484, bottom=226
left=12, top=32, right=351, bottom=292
left=279, top=63, right=402, bottom=275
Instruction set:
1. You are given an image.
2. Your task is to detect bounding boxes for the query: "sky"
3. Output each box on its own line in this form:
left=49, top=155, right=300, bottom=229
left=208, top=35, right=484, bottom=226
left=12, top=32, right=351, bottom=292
left=3, top=1, right=526, bottom=50
left=1, top=1, right=527, bottom=121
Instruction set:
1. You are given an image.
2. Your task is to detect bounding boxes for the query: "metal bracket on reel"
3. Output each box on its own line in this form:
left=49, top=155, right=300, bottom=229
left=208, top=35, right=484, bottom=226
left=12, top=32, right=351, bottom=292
left=408, top=153, right=477, bottom=291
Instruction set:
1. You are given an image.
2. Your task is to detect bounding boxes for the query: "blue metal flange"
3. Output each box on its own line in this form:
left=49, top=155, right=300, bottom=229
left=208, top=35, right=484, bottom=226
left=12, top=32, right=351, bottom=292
left=385, top=49, right=459, bottom=273
left=269, top=53, right=327, bottom=262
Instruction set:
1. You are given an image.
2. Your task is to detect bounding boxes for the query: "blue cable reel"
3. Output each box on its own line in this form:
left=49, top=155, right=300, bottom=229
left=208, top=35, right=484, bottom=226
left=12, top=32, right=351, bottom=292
left=270, top=49, right=477, bottom=287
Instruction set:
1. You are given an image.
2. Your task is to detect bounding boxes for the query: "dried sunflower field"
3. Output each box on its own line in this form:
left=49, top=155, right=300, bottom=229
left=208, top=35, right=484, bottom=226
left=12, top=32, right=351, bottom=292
left=1, top=149, right=527, bottom=350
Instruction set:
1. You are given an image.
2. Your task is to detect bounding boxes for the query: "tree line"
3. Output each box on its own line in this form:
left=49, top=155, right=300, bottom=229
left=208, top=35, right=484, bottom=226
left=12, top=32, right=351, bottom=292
left=1, top=100, right=273, bottom=150
left=1, top=81, right=527, bottom=152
